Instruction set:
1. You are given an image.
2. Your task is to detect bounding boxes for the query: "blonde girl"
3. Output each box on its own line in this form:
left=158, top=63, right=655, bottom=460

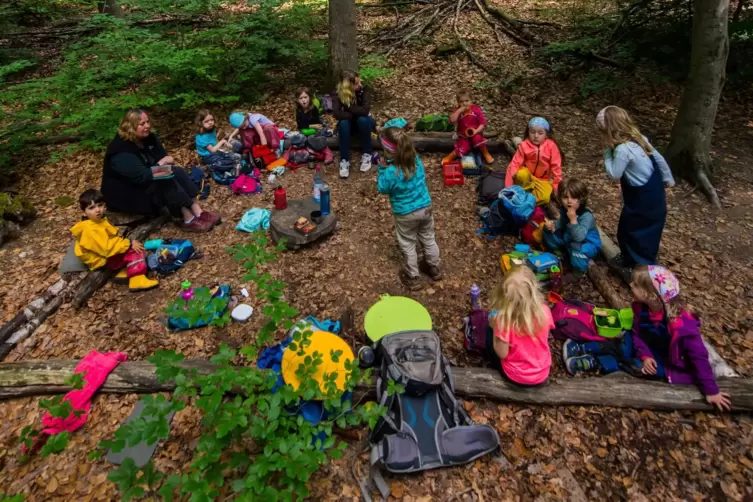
left=376, top=126, right=440, bottom=290
left=333, top=70, right=375, bottom=177
left=597, top=106, right=675, bottom=269
left=487, top=266, right=553, bottom=386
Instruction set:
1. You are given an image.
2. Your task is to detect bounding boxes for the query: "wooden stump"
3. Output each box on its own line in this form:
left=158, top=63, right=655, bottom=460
left=269, top=198, right=338, bottom=250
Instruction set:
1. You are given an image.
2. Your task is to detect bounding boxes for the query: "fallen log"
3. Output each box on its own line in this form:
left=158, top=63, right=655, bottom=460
left=71, top=215, right=168, bottom=309
left=596, top=228, right=738, bottom=378
left=324, top=132, right=511, bottom=154
left=1, top=359, right=751, bottom=411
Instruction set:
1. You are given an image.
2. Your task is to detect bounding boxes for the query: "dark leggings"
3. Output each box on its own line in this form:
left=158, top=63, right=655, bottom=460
left=146, top=167, right=198, bottom=218
left=484, top=326, right=548, bottom=388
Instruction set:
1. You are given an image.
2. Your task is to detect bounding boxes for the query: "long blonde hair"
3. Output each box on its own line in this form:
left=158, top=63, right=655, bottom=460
left=599, top=106, right=653, bottom=154
left=118, top=108, right=148, bottom=142
left=336, top=70, right=357, bottom=107
left=490, top=267, right=548, bottom=338
left=382, top=127, right=416, bottom=179
left=631, top=265, right=685, bottom=320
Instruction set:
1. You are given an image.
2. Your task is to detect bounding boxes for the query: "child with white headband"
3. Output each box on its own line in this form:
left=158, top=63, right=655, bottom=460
left=376, top=125, right=441, bottom=291
left=505, top=117, right=563, bottom=199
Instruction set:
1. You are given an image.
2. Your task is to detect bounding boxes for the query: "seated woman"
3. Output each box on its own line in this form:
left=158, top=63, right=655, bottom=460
left=332, top=70, right=375, bottom=178
left=101, top=109, right=220, bottom=233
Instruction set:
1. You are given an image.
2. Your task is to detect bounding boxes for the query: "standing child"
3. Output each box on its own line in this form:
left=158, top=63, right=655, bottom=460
left=71, top=189, right=158, bottom=292
left=194, top=109, right=241, bottom=173
left=295, top=87, right=323, bottom=131
left=443, top=90, right=494, bottom=165
left=377, top=126, right=441, bottom=290
left=505, top=117, right=563, bottom=191
left=486, top=266, right=553, bottom=386
left=597, top=106, right=674, bottom=268
left=542, top=177, right=601, bottom=275
left=564, top=265, right=731, bottom=412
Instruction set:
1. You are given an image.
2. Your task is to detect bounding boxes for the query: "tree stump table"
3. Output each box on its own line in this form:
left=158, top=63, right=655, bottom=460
left=269, top=198, right=338, bottom=250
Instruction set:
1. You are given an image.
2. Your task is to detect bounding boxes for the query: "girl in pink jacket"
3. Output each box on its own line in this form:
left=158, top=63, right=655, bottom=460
left=505, top=117, right=563, bottom=190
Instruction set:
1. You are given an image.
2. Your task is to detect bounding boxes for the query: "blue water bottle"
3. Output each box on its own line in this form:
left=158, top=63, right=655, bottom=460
left=320, top=183, right=331, bottom=215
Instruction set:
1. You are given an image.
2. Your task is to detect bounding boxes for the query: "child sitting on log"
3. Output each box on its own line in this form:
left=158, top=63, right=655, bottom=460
left=542, top=177, right=601, bottom=276
left=377, top=125, right=441, bottom=291
left=70, top=189, right=158, bottom=292
left=505, top=117, right=562, bottom=191
left=486, top=266, right=553, bottom=386
left=442, top=89, right=494, bottom=165
left=194, top=109, right=242, bottom=173
left=563, top=265, right=732, bottom=412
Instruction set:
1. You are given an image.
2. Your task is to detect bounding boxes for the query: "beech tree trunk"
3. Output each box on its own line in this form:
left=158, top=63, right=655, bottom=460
left=665, top=0, right=729, bottom=208
left=328, top=0, right=359, bottom=89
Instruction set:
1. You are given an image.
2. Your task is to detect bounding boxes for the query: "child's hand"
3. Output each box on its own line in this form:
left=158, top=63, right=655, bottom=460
left=641, top=357, right=658, bottom=375
left=566, top=206, right=578, bottom=223
left=131, top=240, right=144, bottom=253
left=260, top=138, right=268, bottom=146
left=544, top=219, right=555, bottom=232
left=706, top=392, right=732, bottom=412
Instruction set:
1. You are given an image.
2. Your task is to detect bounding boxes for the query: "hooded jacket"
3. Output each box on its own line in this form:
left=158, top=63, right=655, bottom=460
left=70, top=218, right=131, bottom=270
left=631, top=303, right=719, bottom=396
left=505, top=138, right=563, bottom=189
left=332, top=86, right=371, bottom=121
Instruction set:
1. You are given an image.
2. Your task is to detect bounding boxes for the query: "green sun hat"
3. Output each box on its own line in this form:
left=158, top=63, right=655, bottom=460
left=364, top=295, right=433, bottom=342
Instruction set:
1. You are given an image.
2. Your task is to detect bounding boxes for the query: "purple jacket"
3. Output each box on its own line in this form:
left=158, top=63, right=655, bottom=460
left=631, top=303, right=719, bottom=396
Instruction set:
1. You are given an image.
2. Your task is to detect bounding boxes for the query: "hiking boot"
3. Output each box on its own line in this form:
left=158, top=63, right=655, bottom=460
left=199, top=210, right=222, bottom=227
left=129, top=274, right=159, bottom=292
left=607, top=253, right=626, bottom=269
left=562, top=339, right=583, bottom=361
left=565, top=354, right=598, bottom=375
left=360, top=153, right=372, bottom=173
left=113, top=269, right=128, bottom=285
left=421, top=262, right=442, bottom=281
left=400, top=270, right=422, bottom=291
left=339, top=159, right=350, bottom=178
left=181, top=217, right=212, bottom=233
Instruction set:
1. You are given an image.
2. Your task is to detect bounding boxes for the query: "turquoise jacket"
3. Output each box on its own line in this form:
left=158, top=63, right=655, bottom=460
left=377, top=156, right=432, bottom=215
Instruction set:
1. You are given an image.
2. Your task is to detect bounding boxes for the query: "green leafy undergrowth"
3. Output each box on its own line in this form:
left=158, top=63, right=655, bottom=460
left=89, top=231, right=385, bottom=501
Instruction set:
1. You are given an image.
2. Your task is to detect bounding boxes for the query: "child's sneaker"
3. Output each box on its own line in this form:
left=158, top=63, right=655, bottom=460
left=565, top=354, right=598, bottom=375
left=562, top=339, right=583, bottom=361
left=339, top=159, right=350, bottom=178
left=360, top=153, right=372, bottom=173
left=399, top=270, right=422, bottom=291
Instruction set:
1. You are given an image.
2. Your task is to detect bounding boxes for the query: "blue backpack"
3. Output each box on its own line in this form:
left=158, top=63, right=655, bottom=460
left=187, top=166, right=210, bottom=200
left=148, top=239, right=197, bottom=276
left=167, top=285, right=231, bottom=331
left=500, top=185, right=535, bottom=224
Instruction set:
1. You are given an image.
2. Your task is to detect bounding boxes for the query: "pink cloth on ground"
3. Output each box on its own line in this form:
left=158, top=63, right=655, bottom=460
left=41, top=350, right=128, bottom=435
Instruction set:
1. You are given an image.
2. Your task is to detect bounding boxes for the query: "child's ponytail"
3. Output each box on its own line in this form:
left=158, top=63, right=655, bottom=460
left=383, top=127, right=416, bottom=179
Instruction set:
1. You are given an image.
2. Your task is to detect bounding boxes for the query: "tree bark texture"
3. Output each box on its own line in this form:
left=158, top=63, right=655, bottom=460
left=665, top=0, right=729, bottom=208
left=597, top=228, right=738, bottom=378
left=0, top=359, right=751, bottom=412
left=328, top=0, right=359, bottom=89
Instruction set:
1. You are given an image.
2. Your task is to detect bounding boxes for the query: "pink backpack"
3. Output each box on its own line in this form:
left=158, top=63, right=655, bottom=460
left=550, top=298, right=605, bottom=342
left=231, top=173, right=262, bottom=195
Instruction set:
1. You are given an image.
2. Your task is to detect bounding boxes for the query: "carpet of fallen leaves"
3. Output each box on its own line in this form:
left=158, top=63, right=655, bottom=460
left=2, top=0, right=753, bottom=500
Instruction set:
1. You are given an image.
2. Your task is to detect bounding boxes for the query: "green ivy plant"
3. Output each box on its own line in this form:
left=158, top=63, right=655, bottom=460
left=87, top=231, right=384, bottom=501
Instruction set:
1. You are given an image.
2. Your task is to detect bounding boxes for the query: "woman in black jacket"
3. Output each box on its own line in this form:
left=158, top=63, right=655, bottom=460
left=332, top=70, right=375, bottom=178
left=101, top=109, right=220, bottom=232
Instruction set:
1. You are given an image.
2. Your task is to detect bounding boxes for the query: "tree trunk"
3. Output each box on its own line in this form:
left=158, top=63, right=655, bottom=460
left=328, top=0, right=359, bottom=89
left=665, top=0, right=729, bottom=208
left=97, top=0, right=122, bottom=16
left=1, top=359, right=751, bottom=411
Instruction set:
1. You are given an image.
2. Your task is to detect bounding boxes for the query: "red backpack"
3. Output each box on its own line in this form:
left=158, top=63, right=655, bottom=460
left=550, top=298, right=605, bottom=342
left=520, top=206, right=546, bottom=249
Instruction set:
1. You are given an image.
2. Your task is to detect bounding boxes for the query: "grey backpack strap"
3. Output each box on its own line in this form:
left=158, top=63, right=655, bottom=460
left=369, top=446, right=391, bottom=500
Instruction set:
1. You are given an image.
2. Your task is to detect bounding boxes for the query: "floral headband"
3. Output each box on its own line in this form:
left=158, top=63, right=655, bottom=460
left=647, top=265, right=680, bottom=303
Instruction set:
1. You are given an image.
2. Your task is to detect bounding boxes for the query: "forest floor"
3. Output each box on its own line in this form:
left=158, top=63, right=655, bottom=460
left=2, top=0, right=753, bottom=500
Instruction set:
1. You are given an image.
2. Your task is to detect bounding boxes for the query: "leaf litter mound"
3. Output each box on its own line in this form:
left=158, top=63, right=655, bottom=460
left=2, top=0, right=753, bottom=499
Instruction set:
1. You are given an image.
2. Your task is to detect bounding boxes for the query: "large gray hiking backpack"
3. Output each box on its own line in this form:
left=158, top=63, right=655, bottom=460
left=364, top=331, right=500, bottom=500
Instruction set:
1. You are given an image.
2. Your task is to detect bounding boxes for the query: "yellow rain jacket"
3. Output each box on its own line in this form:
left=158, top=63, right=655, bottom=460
left=513, top=168, right=553, bottom=207
left=70, top=218, right=131, bottom=270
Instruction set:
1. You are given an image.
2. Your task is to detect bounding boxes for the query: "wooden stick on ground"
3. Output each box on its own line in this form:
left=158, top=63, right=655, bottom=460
left=0, top=359, right=751, bottom=411
left=595, top=227, right=738, bottom=378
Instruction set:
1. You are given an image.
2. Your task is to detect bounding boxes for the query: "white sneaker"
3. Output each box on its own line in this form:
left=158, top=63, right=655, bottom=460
left=360, top=153, right=372, bottom=173
left=339, top=159, right=350, bottom=178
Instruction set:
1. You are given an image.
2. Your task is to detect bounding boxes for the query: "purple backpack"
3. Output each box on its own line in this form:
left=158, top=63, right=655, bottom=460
left=463, top=309, right=489, bottom=355
left=550, top=299, right=605, bottom=342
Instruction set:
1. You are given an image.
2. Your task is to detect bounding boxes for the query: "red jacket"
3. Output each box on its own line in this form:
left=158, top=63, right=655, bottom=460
left=505, top=138, right=562, bottom=189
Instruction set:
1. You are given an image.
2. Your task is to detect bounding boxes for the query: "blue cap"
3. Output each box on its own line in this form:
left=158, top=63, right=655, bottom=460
left=528, top=116, right=550, bottom=132
left=229, top=112, right=246, bottom=128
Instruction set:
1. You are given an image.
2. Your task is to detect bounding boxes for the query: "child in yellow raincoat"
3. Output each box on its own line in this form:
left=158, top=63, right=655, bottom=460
left=70, top=189, right=158, bottom=292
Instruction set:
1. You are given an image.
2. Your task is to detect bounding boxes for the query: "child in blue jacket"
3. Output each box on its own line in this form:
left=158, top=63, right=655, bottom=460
left=543, top=177, right=601, bottom=274
left=377, top=126, right=441, bottom=290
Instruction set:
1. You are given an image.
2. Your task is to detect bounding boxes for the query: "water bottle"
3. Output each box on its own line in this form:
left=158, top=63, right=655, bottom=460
left=470, top=284, right=481, bottom=310
left=313, top=165, right=323, bottom=202
left=320, top=184, right=331, bottom=215
left=274, top=186, right=288, bottom=210
left=181, top=280, right=194, bottom=310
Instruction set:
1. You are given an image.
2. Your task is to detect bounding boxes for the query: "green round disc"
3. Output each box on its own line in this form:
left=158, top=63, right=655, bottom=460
left=364, top=295, right=432, bottom=342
